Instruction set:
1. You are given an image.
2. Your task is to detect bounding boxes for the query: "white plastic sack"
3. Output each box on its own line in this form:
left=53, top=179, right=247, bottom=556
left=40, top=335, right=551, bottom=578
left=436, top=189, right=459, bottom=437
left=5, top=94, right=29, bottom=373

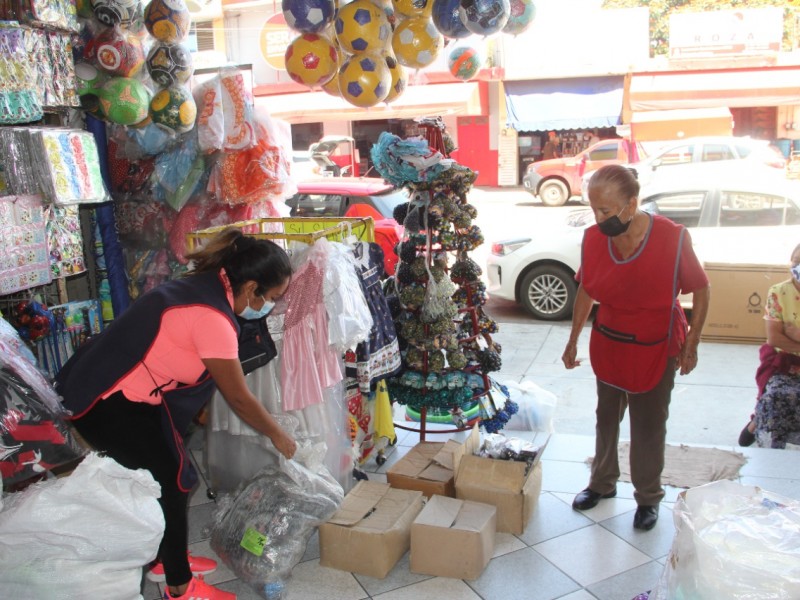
left=650, top=480, right=800, bottom=600
left=0, top=453, right=165, bottom=600
left=502, top=380, right=557, bottom=433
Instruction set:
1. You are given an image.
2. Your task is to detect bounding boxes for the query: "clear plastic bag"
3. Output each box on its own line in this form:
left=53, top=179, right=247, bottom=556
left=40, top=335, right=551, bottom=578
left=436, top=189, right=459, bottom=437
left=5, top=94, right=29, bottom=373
left=650, top=480, right=800, bottom=600
left=502, top=379, right=557, bottom=433
left=0, top=333, right=85, bottom=488
left=209, top=443, right=344, bottom=599
left=324, top=240, right=373, bottom=352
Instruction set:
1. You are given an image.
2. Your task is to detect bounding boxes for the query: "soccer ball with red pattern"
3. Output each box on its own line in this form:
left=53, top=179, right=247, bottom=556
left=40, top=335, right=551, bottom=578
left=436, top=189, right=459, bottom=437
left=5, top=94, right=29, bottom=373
left=284, top=33, right=338, bottom=87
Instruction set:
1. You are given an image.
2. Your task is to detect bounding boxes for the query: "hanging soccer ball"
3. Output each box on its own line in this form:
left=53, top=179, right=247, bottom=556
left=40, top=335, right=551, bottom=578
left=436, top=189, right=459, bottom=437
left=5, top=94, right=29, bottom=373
left=282, top=0, right=335, bottom=33
left=95, top=27, right=145, bottom=78
left=502, top=0, right=535, bottom=36
left=144, top=0, right=191, bottom=44
left=335, top=0, right=391, bottom=54
left=431, top=0, right=470, bottom=38
left=391, top=17, right=442, bottom=69
left=90, top=0, right=140, bottom=27
left=338, top=52, right=391, bottom=108
left=146, top=42, right=194, bottom=86
left=94, top=77, right=151, bottom=125
left=391, top=0, right=432, bottom=19
left=285, top=33, right=339, bottom=87
left=447, top=44, right=480, bottom=80
left=458, top=0, right=509, bottom=37
left=383, top=53, right=406, bottom=103
left=149, top=85, right=197, bottom=133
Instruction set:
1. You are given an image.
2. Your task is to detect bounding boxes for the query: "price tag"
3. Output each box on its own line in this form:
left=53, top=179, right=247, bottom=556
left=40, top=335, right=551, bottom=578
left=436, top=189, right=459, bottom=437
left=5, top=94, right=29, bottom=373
left=240, top=527, right=268, bottom=556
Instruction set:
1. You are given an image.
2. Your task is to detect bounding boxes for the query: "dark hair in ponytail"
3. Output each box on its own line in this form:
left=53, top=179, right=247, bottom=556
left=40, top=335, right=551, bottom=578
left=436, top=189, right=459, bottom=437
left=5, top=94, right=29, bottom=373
left=185, top=228, right=292, bottom=295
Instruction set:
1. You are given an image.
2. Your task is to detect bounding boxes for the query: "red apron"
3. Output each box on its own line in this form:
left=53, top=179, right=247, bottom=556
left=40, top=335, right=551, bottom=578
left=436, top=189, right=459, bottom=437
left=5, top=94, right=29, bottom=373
left=581, top=215, right=685, bottom=393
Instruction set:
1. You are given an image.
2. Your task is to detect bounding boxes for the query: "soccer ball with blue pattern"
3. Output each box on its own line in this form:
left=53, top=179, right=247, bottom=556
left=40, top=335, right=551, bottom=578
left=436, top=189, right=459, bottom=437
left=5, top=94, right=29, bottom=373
left=335, top=0, right=391, bottom=55
left=458, top=0, right=510, bottom=37
left=391, top=16, right=442, bottom=69
left=281, top=0, right=334, bottom=34
left=337, top=52, right=391, bottom=108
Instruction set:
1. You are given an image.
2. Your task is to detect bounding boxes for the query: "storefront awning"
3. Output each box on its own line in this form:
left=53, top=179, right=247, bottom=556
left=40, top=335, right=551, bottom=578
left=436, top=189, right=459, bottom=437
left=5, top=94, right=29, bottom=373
left=254, top=81, right=485, bottom=124
left=629, top=67, right=800, bottom=111
left=504, top=76, right=624, bottom=132
left=631, top=107, right=733, bottom=141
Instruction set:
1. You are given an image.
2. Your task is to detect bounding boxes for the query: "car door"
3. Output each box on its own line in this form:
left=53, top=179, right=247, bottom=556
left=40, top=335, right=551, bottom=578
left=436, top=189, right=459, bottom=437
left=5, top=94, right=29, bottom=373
left=641, top=143, right=696, bottom=188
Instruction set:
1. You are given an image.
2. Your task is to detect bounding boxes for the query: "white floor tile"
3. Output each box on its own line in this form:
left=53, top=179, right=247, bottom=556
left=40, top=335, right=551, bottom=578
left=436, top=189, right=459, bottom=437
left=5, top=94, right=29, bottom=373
left=372, top=576, right=481, bottom=599
left=492, top=532, right=527, bottom=558
left=284, top=560, right=369, bottom=600
left=534, top=525, right=651, bottom=587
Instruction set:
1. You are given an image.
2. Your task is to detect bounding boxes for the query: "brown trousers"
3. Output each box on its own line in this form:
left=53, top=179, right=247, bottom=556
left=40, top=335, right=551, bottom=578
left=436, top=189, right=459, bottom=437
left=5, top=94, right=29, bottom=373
left=589, top=358, right=676, bottom=507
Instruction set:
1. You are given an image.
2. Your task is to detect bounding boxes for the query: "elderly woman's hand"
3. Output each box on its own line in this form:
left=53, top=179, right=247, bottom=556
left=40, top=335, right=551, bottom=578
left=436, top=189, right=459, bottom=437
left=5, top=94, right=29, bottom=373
left=677, top=344, right=698, bottom=376
left=562, top=341, right=582, bottom=369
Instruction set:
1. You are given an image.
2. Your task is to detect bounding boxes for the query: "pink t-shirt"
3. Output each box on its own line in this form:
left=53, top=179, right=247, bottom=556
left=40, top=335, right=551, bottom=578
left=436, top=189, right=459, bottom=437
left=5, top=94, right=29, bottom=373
left=107, top=301, right=239, bottom=405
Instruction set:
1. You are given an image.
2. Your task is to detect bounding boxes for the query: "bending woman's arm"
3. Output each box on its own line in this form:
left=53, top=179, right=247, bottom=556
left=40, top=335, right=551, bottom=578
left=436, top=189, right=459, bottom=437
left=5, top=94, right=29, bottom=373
left=562, top=283, right=593, bottom=369
left=202, top=358, right=297, bottom=459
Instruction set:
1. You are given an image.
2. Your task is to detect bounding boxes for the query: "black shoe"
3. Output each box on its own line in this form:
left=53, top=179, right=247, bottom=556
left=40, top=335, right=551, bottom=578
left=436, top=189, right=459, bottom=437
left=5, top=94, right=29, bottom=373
left=633, top=505, right=659, bottom=530
left=738, top=424, right=756, bottom=447
left=572, top=487, right=617, bottom=510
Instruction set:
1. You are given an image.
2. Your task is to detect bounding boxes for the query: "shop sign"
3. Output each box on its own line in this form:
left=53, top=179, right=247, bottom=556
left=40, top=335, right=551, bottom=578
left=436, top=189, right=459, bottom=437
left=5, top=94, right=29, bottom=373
left=669, top=7, right=782, bottom=58
left=259, top=13, right=289, bottom=70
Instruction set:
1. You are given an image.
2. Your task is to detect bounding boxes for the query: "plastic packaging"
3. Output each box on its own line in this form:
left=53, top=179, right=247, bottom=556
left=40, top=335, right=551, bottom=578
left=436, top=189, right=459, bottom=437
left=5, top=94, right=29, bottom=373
left=502, top=379, right=557, bottom=433
left=0, top=329, right=85, bottom=487
left=209, top=445, right=344, bottom=599
left=0, top=453, right=164, bottom=599
left=323, top=240, right=373, bottom=352
left=650, top=480, right=800, bottom=600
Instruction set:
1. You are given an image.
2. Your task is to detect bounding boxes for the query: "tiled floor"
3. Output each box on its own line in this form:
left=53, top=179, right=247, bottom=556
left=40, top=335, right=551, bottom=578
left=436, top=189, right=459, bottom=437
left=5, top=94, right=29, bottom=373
left=141, top=425, right=800, bottom=600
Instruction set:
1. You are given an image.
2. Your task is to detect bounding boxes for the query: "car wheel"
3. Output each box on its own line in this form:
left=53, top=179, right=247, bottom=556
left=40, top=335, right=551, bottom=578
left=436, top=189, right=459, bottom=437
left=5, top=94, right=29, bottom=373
left=520, top=265, right=577, bottom=321
left=538, top=179, right=569, bottom=207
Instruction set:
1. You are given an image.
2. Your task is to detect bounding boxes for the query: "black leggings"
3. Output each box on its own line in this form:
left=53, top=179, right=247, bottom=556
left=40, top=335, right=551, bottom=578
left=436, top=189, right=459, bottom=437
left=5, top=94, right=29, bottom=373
left=71, top=392, right=192, bottom=587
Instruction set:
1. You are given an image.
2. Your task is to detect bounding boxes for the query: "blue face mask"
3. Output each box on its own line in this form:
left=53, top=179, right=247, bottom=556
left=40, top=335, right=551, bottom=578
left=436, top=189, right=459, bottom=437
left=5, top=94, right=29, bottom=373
left=792, top=265, right=800, bottom=282
left=238, top=295, right=274, bottom=320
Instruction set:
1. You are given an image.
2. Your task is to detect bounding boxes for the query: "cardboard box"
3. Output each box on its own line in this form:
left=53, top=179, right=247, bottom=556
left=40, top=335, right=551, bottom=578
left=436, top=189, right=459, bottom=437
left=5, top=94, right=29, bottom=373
left=455, top=438, right=547, bottom=535
left=386, top=426, right=480, bottom=498
left=410, top=495, right=496, bottom=580
left=318, top=481, right=423, bottom=579
left=701, top=262, right=788, bottom=344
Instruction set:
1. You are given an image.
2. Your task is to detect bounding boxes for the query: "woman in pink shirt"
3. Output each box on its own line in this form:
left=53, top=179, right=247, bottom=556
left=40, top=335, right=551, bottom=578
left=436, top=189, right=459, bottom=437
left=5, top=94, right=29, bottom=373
left=56, top=228, right=295, bottom=600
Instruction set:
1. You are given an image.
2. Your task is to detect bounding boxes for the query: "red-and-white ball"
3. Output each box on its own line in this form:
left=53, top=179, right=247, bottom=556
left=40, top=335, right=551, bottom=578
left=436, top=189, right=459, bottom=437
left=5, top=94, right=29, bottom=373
left=284, top=33, right=338, bottom=87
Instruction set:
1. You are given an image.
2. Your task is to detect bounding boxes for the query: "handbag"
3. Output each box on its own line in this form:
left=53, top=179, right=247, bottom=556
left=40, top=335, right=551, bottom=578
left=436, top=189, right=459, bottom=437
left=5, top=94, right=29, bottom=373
left=236, top=315, right=277, bottom=375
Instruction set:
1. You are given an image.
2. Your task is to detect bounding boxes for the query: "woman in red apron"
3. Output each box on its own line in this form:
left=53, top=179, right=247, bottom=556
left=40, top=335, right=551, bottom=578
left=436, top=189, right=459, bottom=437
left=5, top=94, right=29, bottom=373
left=561, top=165, right=710, bottom=531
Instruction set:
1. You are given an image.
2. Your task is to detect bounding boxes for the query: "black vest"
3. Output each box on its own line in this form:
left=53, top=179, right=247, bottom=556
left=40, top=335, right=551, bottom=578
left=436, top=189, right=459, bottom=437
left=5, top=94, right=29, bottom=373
left=55, top=270, right=239, bottom=490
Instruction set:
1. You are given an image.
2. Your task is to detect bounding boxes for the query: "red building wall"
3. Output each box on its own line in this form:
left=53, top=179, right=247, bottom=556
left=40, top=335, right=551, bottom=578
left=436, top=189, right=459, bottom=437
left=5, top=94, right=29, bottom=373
left=451, top=116, right=497, bottom=187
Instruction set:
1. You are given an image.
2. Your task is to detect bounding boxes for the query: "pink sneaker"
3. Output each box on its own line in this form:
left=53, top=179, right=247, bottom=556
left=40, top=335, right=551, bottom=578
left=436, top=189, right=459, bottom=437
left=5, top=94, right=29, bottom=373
left=162, top=575, right=236, bottom=600
left=147, top=552, right=218, bottom=582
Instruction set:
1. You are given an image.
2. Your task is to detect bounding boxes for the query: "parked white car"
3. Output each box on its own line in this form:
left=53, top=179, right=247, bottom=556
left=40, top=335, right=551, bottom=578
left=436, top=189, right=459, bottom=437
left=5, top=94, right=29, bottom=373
left=580, top=136, right=787, bottom=203
left=488, top=176, right=800, bottom=320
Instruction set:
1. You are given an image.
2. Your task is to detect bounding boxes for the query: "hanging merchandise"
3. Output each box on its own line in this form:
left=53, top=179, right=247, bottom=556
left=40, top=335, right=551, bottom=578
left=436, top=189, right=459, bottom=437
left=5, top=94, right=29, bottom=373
left=45, top=204, right=87, bottom=278
left=371, top=127, right=517, bottom=435
left=0, top=195, right=52, bottom=295
left=281, top=0, right=335, bottom=34
left=0, top=23, right=44, bottom=124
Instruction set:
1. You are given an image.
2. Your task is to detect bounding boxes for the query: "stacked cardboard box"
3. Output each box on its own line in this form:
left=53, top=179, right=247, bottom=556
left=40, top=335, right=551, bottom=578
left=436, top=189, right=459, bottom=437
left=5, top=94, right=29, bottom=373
left=319, top=481, right=423, bottom=579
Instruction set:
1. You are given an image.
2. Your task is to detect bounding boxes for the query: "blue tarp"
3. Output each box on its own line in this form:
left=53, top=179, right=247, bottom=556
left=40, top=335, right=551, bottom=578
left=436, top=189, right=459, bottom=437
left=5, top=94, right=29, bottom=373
left=504, top=76, right=624, bottom=132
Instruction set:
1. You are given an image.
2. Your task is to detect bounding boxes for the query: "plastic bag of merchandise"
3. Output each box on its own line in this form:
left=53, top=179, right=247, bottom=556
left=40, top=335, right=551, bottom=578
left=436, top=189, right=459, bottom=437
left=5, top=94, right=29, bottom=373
left=0, top=330, right=85, bottom=489
left=0, top=453, right=165, bottom=599
left=650, top=480, right=800, bottom=600
left=502, top=379, right=557, bottom=433
left=209, top=442, right=344, bottom=599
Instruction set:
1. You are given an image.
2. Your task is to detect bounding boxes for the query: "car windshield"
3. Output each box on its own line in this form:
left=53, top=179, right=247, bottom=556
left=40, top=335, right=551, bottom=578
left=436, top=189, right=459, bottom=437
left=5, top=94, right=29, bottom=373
left=370, top=188, right=410, bottom=219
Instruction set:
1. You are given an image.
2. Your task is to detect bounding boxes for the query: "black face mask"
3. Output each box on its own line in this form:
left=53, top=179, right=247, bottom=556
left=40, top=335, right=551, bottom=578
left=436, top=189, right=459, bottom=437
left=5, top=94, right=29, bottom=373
left=598, top=206, right=632, bottom=237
